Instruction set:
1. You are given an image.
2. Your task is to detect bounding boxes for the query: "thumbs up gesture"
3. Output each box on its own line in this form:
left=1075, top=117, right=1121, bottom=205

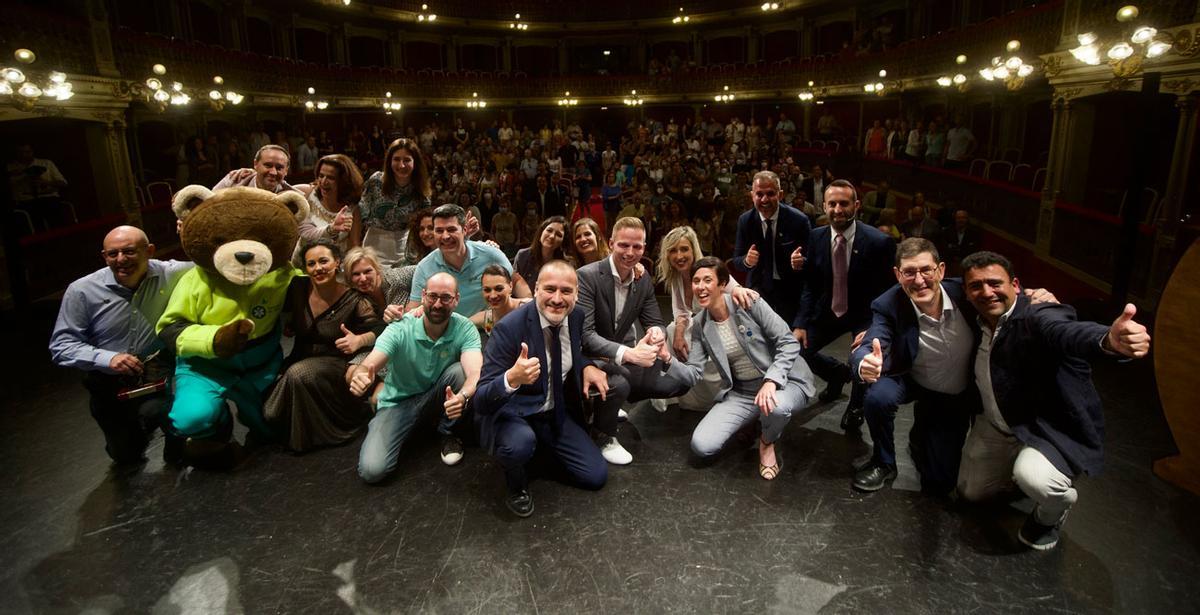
left=349, top=364, right=376, bottom=397
left=745, top=244, right=760, bottom=268
left=1105, top=303, right=1151, bottom=358
left=789, top=245, right=805, bottom=271
left=335, top=323, right=362, bottom=355
left=506, top=342, right=542, bottom=387
left=860, top=338, right=885, bottom=383
left=443, top=385, right=466, bottom=419
left=331, top=206, right=352, bottom=233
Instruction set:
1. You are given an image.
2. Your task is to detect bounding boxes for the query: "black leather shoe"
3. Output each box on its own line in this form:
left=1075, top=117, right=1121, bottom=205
left=840, top=405, right=864, bottom=430
left=852, top=462, right=898, bottom=492
left=819, top=377, right=847, bottom=403
left=506, top=490, right=534, bottom=518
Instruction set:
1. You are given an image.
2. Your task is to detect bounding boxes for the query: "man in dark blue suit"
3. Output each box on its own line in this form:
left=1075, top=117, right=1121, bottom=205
left=850, top=239, right=981, bottom=494
left=474, top=261, right=611, bottom=518
left=956, top=251, right=1150, bottom=550
left=793, top=180, right=895, bottom=429
left=732, top=170, right=811, bottom=327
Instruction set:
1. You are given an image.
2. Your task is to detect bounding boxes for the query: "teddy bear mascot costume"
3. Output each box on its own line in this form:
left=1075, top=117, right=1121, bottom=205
left=157, top=185, right=308, bottom=467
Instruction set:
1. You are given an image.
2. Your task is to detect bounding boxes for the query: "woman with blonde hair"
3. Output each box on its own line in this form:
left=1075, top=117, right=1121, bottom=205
left=657, top=225, right=758, bottom=411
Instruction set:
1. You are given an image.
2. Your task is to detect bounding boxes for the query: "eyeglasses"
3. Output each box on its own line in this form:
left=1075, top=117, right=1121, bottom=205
left=898, top=265, right=939, bottom=281
left=424, top=292, right=458, bottom=305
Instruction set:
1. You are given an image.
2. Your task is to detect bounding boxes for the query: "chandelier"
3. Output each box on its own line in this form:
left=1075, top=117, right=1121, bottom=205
left=138, top=64, right=192, bottom=111
left=417, top=4, right=437, bottom=22
left=1069, top=5, right=1173, bottom=78
left=863, top=69, right=888, bottom=95
left=0, top=49, right=74, bottom=111
left=205, top=75, right=243, bottom=111
left=714, top=85, right=734, bottom=102
left=302, top=86, right=329, bottom=111
left=623, top=89, right=643, bottom=106
left=382, top=91, right=402, bottom=114
left=509, top=13, right=529, bottom=30
left=466, top=92, right=487, bottom=108
left=557, top=91, right=578, bottom=106
left=979, top=40, right=1035, bottom=90
left=936, top=55, right=970, bottom=91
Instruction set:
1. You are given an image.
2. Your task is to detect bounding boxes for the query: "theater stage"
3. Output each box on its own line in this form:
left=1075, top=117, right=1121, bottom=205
left=2, top=299, right=1197, bottom=614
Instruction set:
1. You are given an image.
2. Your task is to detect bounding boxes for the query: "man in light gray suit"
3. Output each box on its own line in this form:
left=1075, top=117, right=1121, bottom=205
left=577, top=217, right=692, bottom=465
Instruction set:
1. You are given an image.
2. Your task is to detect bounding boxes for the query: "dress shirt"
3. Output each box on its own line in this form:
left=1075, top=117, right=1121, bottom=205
left=8, top=158, right=66, bottom=201
left=49, top=260, right=193, bottom=373
left=907, top=285, right=972, bottom=394
left=608, top=256, right=641, bottom=366
left=829, top=222, right=856, bottom=258
left=975, top=300, right=1018, bottom=434
left=759, top=208, right=782, bottom=281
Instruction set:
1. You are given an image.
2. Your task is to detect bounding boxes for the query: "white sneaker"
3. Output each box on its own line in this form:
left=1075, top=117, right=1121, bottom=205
left=651, top=398, right=669, bottom=413
left=617, top=408, right=629, bottom=421
left=600, top=437, right=633, bottom=465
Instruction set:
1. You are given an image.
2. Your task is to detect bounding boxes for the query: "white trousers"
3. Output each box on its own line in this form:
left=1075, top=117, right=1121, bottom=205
left=956, top=418, right=1078, bottom=525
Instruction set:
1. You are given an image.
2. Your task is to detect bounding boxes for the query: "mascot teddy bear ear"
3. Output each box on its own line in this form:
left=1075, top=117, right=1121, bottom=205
left=275, top=191, right=311, bottom=225
left=172, top=185, right=215, bottom=221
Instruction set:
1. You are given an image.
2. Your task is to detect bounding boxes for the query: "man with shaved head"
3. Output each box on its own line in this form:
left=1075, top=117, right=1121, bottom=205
left=350, top=272, right=483, bottom=482
left=49, top=226, right=193, bottom=465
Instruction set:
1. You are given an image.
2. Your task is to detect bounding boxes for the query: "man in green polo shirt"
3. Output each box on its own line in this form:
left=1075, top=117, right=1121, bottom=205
left=406, top=204, right=530, bottom=317
left=350, top=272, right=482, bottom=482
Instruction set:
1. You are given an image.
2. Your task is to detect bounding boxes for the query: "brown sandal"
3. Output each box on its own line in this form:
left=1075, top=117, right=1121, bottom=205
left=758, top=438, right=781, bottom=480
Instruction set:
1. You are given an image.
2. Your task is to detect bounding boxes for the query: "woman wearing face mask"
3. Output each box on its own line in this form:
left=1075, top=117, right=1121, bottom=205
left=297, top=154, right=364, bottom=257
left=512, top=216, right=567, bottom=292
left=469, top=264, right=530, bottom=341
left=359, top=139, right=432, bottom=267
left=265, top=239, right=383, bottom=453
left=683, top=257, right=816, bottom=480
left=657, top=226, right=758, bottom=411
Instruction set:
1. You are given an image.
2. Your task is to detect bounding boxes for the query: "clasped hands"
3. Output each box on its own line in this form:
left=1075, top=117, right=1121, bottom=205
left=623, top=327, right=671, bottom=368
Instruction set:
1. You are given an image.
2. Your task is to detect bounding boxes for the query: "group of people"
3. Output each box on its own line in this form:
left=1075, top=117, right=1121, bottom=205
left=51, top=136, right=1151, bottom=552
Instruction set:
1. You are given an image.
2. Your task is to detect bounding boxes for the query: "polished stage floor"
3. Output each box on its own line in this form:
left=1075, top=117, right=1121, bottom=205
left=2, top=298, right=1197, bottom=614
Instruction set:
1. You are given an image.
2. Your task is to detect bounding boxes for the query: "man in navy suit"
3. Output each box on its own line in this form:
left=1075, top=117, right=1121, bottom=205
left=956, top=251, right=1150, bottom=550
left=732, top=170, right=812, bottom=327
left=474, top=260, right=611, bottom=518
left=793, top=180, right=895, bottom=429
left=850, top=238, right=981, bottom=494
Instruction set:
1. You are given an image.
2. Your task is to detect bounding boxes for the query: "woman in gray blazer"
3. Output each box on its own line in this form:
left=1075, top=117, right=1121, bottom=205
left=684, top=257, right=817, bottom=479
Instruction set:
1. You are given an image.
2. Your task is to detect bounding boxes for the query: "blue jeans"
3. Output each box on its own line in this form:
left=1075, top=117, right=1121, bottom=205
left=358, top=363, right=465, bottom=483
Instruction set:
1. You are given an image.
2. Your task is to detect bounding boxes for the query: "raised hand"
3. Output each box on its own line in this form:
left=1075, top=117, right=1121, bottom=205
left=443, top=386, right=465, bottom=419
left=1106, top=303, right=1151, bottom=358
left=506, top=342, right=542, bottom=387
left=860, top=338, right=884, bottom=383
left=789, top=245, right=805, bottom=271
left=331, top=206, right=352, bottom=233
left=730, top=286, right=760, bottom=309
left=382, top=304, right=405, bottom=323
left=335, top=324, right=361, bottom=355
left=745, top=244, right=760, bottom=268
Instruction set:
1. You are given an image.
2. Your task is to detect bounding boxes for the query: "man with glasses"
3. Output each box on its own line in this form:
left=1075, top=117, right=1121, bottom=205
left=49, top=226, right=192, bottom=465
left=350, top=272, right=482, bottom=482
left=407, top=204, right=529, bottom=318
left=848, top=238, right=980, bottom=493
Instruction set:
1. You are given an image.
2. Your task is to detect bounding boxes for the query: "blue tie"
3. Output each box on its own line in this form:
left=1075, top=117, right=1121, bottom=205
left=548, top=325, right=566, bottom=428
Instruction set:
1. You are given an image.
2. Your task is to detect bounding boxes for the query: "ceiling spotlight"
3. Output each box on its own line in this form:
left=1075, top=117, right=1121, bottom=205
left=1006, top=40, right=1021, bottom=52
left=955, top=54, right=967, bottom=64
left=878, top=69, right=887, bottom=78
left=152, top=63, right=166, bottom=75
left=1116, top=5, right=1139, bottom=22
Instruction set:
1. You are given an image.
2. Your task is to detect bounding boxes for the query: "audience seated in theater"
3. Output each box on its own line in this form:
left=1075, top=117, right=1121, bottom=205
left=657, top=226, right=758, bottom=412
left=351, top=273, right=482, bottom=482
left=956, top=251, right=1150, bottom=550
left=940, top=209, right=983, bottom=276
left=360, top=138, right=433, bottom=267
left=264, top=239, right=382, bottom=453
left=683, top=257, right=816, bottom=480
left=901, top=201, right=941, bottom=240
left=861, top=180, right=898, bottom=225
left=513, top=216, right=567, bottom=293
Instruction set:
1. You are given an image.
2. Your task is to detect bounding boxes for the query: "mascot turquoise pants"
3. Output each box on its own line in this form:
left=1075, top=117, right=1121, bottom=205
left=169, top=328, right=282, bottom=440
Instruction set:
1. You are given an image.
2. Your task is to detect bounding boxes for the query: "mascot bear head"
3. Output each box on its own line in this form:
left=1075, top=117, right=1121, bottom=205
left=171, top=186, right=309, bottom=285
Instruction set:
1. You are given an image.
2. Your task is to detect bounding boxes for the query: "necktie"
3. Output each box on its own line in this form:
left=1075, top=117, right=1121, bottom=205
left=548, top=325, right=566, bottom=427
left=763, top=219, right=775, bottom=287
left=832, top=233, right=848, bottom=318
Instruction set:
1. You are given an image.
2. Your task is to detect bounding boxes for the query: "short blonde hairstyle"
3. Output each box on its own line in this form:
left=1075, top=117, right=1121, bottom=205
left=342, top=246, right=383, bottom=282
left=656, top=226, right=703, bottom=287
left=611, top=216, right=645, bottom=239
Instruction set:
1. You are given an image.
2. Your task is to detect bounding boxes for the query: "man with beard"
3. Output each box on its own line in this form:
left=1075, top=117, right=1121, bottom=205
left=474, top=261, right=611, bottom=517
left=350, top=272, right=482, bottom=482
left=793, top=180, right=895, bottom=430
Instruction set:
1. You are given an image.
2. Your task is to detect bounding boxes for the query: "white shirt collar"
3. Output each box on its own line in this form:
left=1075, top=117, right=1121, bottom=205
left=757, top=206, right=780, bottom=226
left=608, top=255, right=634, bottom=284
left=833, top=221, right=856, bottom=245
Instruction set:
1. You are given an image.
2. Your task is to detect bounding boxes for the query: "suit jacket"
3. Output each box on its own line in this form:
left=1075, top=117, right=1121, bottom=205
left=986, top=295, right=1111, bottom=477
left=684, top=295, right=817, bottom=401
left=731, top=205, right=812, bottom=294
left=577, top=257, right=665, bottom=360
left=850, top=278, right=977, bottom=378
left=796, top=221, right=896, bottom=332
left=801, top=177, right=829, bottom=207
left=535, top=189, right=564, bottom=218
left=474, top=301, right=592, bottom=452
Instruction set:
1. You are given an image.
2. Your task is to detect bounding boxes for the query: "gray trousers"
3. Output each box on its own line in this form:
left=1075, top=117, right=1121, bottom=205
left=956, top=418, right=1078, bottom=526
left=690, top=379, right=807, bottom=458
